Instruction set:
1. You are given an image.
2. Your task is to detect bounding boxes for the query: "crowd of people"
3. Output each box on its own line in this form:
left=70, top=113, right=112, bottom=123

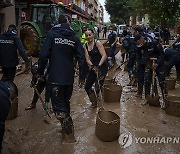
left=0, top=13, right=180, bottom=152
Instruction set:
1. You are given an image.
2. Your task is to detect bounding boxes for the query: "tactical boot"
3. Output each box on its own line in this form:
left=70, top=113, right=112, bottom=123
left=25, top=103, right=36, bottom=110
left=60, top=116, right=76, bottom=143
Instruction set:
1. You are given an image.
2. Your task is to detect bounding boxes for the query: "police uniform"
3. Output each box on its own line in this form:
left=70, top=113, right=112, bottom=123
left=38, top=22, right=85, bottom=136
left=0, top=81, right=17, bottom=152
left=122, top=34, right=137, bottom=82
left=164, top=48, right=180, bottom=79
left=136, top=35, right=166, bottom=97
left=0, top=27, right=29, bottom=81
left=108, top=30, right=117, bottom=59
left=172, top=38, right=180, bottom=52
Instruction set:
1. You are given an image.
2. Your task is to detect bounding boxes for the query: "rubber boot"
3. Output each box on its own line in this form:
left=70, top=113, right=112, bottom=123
left=88, top=91, right=98, bottom=108
left=135, top=84, right=143, bottom=98
left=60, top=116, right=76, bottom=143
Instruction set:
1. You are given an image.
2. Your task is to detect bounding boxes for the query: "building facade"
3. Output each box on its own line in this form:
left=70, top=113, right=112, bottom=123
left=0, top=0, right=15, bottom=33
left=0, top=0, right=104, bottom=33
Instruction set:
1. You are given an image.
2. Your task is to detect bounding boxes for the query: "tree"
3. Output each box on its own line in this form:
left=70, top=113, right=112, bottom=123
left=105, top=0, right=131, bottom=24
left=128, top=0, right=180, bottom=27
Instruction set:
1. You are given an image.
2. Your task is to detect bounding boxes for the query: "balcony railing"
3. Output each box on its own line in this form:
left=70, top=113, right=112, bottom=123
left=72, top=3, right=85, bottom=15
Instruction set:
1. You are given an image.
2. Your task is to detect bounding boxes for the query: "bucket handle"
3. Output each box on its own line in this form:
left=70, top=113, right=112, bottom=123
left=98, top=107, right=105, bottom=111
left=102, top=118, right=120, bottom=125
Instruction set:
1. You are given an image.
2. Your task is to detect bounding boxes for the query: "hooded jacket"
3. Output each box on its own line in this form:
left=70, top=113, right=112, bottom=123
left=0, top=30, right=29, bottom=67
left=38, top=23, right=85, bottom=85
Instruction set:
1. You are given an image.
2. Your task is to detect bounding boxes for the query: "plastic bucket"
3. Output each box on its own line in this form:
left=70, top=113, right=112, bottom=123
left=95, top=109, right=120, bottom=142
left=165, top=77, right=176, bottom=90
left=103, top=84, right=122, bottom=102
left=165, top=95, right=180, bottom=117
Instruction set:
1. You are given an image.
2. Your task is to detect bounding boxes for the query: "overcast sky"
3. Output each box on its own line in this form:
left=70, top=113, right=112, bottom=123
left=99, top=0, right=110, bottom=22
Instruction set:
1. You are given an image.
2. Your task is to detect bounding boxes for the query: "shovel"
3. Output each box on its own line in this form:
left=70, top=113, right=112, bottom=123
left=33, top=85, right=52, bottom=119
left=107, top=60, right=128, bottom=83
left=147, top=58, right=160, bottom=107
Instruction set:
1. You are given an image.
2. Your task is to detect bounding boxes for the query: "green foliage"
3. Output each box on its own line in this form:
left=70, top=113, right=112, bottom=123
left=105, top=0, right=131, bottom=24
left=105, top=0, right=180, bottom=27
left=129, top=0, right=180, bottom=27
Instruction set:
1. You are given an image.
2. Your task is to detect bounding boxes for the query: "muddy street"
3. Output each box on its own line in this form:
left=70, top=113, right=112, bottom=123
left=1, top=59, right=180, bottom=154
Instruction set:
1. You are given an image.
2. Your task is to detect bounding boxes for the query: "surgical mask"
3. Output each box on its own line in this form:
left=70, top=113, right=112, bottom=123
left=137, top=44, right=143, bottom=48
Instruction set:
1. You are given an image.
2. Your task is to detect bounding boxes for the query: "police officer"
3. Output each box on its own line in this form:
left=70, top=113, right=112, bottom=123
left=122, top=31, right=137, bottom=85
left=172, top=34, right=180, bottom=52
left=134, top=34, right=166, bottom=98
left=164, top=48, right=180, bottom=80
left=37, top=14, right=85, bottom=142
left=108, top=25, right=118, bottom=61
left=0, top=24, right=29, bottom=82
left=0, top=81, right=18, bottom=153
left=25, top=61, right=51, bottom=110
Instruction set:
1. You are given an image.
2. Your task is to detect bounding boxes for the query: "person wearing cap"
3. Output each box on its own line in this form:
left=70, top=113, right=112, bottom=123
left=134, top=34, right=167, bottom=99
left=0, top=24, right=29, bottom=82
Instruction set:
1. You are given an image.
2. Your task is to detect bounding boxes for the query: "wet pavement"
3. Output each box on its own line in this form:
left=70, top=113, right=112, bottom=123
left=1, top=59, right=180, bottom=154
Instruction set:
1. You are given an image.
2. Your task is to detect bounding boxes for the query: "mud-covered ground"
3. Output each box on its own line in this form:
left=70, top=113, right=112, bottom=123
left=1, top=58, right=180, bottom=154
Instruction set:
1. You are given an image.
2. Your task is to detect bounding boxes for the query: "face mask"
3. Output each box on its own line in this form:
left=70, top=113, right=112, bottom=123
left=137, top=44, right=143, bottom=48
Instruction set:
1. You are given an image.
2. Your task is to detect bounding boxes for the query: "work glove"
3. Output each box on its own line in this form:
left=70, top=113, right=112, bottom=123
left=24, top=62, right=30, bottom=74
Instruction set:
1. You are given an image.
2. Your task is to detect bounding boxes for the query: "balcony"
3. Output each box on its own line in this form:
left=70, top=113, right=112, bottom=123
left=72, top=3, right=85, bottom=15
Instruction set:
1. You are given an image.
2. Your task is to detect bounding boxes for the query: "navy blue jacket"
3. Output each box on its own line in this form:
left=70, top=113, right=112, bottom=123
left=38, top=23, right=85, bottom=85
left=0, top=81, right=11, bottom=123
left=122, top=36, right=137, bottom=53
left=164, top=48, right=180, bottom=62
left=0, top=30, right=29, bottom=67
left=136, top=35, right=164, bottom=67
left=172, top=39, right=180, bottom=52
left=108, top=31, right=117, bottom=46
